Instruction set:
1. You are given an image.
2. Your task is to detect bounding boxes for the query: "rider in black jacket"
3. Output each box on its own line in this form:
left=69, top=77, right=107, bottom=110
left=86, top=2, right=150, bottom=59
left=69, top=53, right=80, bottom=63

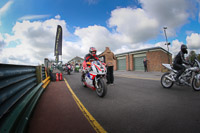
left=173, top=44, right=190, bottom=82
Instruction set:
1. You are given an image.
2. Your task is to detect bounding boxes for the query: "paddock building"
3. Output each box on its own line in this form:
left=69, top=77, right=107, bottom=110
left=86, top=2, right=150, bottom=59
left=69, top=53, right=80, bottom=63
left=114, top=47, right=172, bottom=72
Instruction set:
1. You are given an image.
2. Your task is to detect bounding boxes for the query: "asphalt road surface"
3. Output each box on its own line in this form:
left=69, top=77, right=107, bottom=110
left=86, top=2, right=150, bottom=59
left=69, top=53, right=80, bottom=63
left=64, top=72, right=200, bottom=133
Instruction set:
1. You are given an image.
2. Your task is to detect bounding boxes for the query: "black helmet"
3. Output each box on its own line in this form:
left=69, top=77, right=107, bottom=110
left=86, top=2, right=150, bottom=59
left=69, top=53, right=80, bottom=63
left=89, top=47, right=97, bottom=56
left=181, top=44, right=188, bottom=54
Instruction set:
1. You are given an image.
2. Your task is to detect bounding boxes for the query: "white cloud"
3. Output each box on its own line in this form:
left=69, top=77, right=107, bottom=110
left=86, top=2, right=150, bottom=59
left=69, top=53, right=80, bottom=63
left=108, top=8, right=159, bottom=44
left=55, top=15, right=61, bottom=19
left=140, top=0, right=189, bottom=26
left=170, top=40, right=183, bottom=56
left=186, top=33, right=200, bottom=50
left=139, top=0, right=190, bottom=36
left=0, top=33, right=6, bottom=52
left=0, top=45, right=37, bottom=65
left=155, top=39, right=183, bottom=57
left=1, top=0, right=200, bottom=65
left=18, top=15, right=50, bottom=21
left=0, top=0, right=13, bottom=15
left=0, top=0, right=14, bottom=26
left=74, top=25, right=123, bottom=52
left=0, top=17, right=71, bottom=65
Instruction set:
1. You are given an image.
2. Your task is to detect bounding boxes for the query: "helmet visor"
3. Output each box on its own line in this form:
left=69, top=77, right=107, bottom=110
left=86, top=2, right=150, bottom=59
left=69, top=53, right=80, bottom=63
left=91, top=51, right=96, bottom=56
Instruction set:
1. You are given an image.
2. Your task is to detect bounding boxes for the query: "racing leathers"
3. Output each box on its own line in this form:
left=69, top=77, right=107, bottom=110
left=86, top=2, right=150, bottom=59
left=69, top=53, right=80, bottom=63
left=81, top=54, right=99, bottom=81
left=173, top=51, right=190, bottom=81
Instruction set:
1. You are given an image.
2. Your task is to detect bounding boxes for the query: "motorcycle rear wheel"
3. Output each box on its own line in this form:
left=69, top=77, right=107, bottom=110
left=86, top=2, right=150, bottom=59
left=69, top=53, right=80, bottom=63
left=192, top=78, right=200, bottom=91
left=96, top=78, right=107, bottom=97
left=161, top=72, right=174, bottom=88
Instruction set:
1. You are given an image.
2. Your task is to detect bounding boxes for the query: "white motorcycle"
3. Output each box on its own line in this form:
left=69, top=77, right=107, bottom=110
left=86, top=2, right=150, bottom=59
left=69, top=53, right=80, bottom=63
left=82, top=60, right=107, bottom=97
left=161, top=58, right=200, bottom=91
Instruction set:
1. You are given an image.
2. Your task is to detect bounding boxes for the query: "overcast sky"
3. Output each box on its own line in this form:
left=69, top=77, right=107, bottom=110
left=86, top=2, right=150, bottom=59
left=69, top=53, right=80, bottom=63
left=0, top=0, right=200, bottom=65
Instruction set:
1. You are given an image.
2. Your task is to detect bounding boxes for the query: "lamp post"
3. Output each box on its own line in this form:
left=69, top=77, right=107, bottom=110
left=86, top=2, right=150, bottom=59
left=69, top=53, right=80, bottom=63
left=163, top=27, right=170, bottom=64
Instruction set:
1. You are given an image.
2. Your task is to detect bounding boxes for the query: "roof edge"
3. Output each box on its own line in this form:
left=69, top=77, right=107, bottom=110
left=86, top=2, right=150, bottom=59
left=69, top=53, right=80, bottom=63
left=115, top=46, right=172, bottom=56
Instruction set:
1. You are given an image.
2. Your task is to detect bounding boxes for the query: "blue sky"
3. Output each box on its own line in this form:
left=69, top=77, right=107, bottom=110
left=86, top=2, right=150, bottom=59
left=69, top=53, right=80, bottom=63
left=0, top=0, right=139, bottom=33
left=0, top=0, right=200, bottom=65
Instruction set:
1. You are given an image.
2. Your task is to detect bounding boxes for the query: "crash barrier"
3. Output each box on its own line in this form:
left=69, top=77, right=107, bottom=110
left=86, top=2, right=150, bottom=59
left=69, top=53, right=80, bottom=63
left=0, top=64, right=50, bottom=132
left=42, top=66, right=47, bottom=80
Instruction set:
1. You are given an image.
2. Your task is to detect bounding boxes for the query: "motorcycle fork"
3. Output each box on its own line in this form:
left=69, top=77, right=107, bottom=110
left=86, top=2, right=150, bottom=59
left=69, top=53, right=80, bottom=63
left=194, top=73, right=200, bottom=84
left=95, top=77, right=99, bottom=89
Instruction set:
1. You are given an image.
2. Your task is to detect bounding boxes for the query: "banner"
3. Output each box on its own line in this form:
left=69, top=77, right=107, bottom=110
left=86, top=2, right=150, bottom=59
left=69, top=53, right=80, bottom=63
left=55, top=55, right=59, bottom=64
left=54, top=25, right=62, bottom=62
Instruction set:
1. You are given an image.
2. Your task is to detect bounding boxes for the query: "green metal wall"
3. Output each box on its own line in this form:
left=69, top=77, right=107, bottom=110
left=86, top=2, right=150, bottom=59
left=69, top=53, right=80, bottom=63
left=0, top=64, right=48, bottom=132
left=134, top=56, right=146, bottom=71
left=117, top=58, right=126, bottom=70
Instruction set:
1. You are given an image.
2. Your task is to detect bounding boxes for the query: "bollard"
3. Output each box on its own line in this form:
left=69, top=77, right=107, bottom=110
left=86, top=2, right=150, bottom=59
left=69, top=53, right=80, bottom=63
left=59, top=73, right=63, bottom=81
left=56, top=73, right=59, bottom=81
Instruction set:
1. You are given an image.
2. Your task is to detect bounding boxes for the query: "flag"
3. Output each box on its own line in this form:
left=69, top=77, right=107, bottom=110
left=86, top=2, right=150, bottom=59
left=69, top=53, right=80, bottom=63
left=54, top=25, right=62, bottom=63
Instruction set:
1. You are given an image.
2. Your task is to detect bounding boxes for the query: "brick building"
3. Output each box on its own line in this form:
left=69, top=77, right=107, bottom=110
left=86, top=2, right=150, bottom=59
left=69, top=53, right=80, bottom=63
left=114, top=47, right=172, bottom=72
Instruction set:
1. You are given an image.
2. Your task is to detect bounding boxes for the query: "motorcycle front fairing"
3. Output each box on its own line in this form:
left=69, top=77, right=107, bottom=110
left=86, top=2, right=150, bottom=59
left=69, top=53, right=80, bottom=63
left=162, top=63, right=177, bottom=73
left=84, top=61, right=106, bottom=90
left=84, top=71, right=97, bottom=90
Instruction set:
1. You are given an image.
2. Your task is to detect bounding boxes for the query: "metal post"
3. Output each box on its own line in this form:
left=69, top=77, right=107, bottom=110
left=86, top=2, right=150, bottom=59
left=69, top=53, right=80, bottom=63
left=36, top=66, right=42, bottom=84
left=163, top=27, right=170, bottom=64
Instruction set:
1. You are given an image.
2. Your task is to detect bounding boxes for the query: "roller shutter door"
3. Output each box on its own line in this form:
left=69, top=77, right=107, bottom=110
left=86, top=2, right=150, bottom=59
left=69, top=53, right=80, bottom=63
left=134, top=56, right=146, bottom=71
left=117, top=58, right=126, bottom=70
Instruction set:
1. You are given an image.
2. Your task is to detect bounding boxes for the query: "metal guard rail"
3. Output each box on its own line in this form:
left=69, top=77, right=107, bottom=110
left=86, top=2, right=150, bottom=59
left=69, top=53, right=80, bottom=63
left=0, top=64, right=51, bottom=132
left=0, top=64, right=37, bottom=118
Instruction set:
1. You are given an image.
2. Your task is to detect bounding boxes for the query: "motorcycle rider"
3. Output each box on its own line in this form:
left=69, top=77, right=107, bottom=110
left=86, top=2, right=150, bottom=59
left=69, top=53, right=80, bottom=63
left=66, top=62, right=72, bottom=71
left=173, top=44, right=190, bottom=82
left=81, top=47, right=100, bottom=81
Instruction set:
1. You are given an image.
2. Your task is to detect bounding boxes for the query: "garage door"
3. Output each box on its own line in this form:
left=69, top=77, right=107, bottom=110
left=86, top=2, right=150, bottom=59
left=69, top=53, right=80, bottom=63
left=134, top=56, right=146, bottom=71
left=117, top=58, right=126, bottom=70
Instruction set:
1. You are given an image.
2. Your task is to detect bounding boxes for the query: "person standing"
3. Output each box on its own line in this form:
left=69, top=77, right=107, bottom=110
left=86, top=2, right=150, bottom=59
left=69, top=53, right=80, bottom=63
left=143, top=58, right=148, bottom=72
left=99, top=47, right=116, bottom=85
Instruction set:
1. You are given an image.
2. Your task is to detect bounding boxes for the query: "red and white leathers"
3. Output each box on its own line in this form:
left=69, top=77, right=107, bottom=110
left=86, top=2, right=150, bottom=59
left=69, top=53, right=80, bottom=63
left=82, top=53, right=99, bottom=71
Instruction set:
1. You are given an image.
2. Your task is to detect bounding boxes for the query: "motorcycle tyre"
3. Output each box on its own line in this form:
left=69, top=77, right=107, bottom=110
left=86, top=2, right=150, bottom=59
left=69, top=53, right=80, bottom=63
left=161, top=72, right=174, bottom=88
left=192, top=78, right=200, bottom=91
left=96, top=78, right=107, bottom=97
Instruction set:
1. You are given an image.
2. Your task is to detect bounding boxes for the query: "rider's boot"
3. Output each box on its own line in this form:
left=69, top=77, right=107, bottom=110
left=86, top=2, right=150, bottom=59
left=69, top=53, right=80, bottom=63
left=81, top=72, right=85, bottom=82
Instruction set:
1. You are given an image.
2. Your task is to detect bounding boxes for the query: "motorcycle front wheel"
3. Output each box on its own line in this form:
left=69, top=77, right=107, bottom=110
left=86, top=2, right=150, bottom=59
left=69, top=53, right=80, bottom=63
left=96, top=78, right=107, bottom=97
left=192, top=78, right=200, bottom=91
left=81, top=76, right=87, bottom=87
left=68, top=71, right=70, bottom=75
left=161, top=72, right=174, bottom=88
